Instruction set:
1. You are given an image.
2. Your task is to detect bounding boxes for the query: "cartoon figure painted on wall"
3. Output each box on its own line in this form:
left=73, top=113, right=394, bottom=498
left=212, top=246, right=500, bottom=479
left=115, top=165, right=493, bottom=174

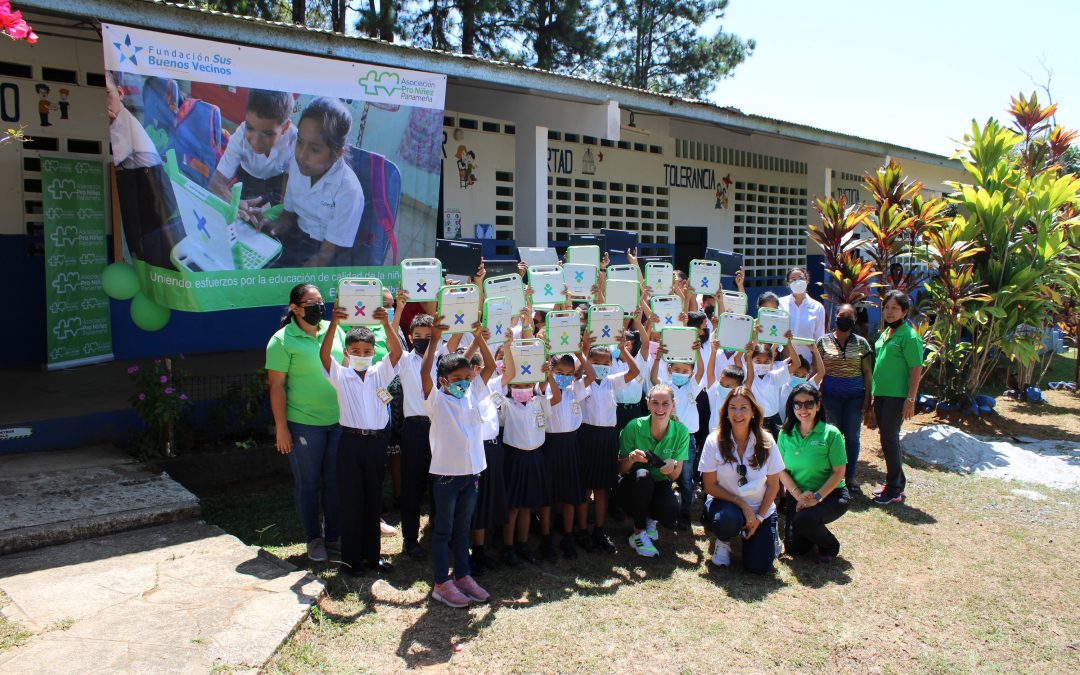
left=58, top=89, right=71, bottom=120
left=454, top=145, right=477, bottom=189
left=35, top=83, right=55, bottom=127
left=715, top=172, right=733, bottom=209
left=582, top=148, right=596, bottom=175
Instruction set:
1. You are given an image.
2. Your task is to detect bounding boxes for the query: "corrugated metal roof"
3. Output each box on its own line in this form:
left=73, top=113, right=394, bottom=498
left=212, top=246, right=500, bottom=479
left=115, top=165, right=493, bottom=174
left=19, top=0, right=959, bottom=166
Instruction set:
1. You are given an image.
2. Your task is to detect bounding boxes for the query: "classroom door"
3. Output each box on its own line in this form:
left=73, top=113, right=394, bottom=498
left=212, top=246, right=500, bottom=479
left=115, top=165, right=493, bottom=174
left=674, top=226, right=708, bottom=273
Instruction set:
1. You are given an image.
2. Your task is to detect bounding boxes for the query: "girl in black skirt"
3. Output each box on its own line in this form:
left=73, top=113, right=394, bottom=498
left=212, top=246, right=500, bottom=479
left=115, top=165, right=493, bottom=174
left=538, top=349, right=596, bottom=562
left=500, top=353, right=559, bottom=565
left=577, top=339, right=641, bottom=552
left=465, top=348, right=510, bottom=577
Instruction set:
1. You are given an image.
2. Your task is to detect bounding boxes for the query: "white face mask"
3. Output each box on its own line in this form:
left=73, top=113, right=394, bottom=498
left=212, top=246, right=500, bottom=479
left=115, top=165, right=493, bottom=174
left=789, top=279, right=808, bottom=295
left=753, top=363, right=771, bottom=376
left=349, top=355, right=373, bottom=373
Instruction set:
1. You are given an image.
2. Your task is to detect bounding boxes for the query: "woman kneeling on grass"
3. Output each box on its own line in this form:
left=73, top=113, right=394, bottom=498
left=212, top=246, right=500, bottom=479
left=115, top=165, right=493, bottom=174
left=777, top=383, right=850, bottom=563
left=699, top=386, right=785, bottom=573
left=616, top=384, right=689, bottom=558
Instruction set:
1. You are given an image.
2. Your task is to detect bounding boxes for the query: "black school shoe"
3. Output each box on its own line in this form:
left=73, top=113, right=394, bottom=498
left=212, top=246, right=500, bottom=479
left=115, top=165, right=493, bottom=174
left=517, top=542, right=541, bottom=564
left=469, top=552, right=486, bottom=578
left=538, top=538, right=559, bottom=563
left=405, top=542, right=427, bottom=560
left=559, top=534, right=579, bottom=560
left=574, top=529, right=598, bottom=553
left=593, top=528, right=617, bottom=553
left=366, top=559, right=394, bottom=574
left=500, top=545, right=522, bottom=567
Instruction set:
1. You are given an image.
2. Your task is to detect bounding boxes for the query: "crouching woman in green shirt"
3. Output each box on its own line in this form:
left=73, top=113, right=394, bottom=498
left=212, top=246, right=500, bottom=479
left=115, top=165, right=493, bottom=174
left=777, top=383, right=850, bottom=563
left=616, top=383, right=689, bottom=558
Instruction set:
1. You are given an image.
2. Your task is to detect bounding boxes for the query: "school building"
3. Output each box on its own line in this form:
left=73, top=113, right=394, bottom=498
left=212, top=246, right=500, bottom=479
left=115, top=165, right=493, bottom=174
left=0, top=0, right=965, bottom=452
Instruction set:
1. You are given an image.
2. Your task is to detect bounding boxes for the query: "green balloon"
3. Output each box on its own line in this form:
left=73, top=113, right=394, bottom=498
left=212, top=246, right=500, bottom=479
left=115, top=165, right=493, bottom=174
left=102, top=262, right=141, bottom=300
left=130, top=293, right=171, bottom=331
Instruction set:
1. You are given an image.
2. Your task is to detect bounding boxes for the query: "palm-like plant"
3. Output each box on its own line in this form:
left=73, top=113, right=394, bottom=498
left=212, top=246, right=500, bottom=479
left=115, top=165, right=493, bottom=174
left=809, top=195, right=874, bottom=311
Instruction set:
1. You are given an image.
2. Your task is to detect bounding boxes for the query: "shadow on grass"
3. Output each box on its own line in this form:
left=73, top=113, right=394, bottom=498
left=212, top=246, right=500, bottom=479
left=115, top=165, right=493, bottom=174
left=781, top=554, right=854, bottom=588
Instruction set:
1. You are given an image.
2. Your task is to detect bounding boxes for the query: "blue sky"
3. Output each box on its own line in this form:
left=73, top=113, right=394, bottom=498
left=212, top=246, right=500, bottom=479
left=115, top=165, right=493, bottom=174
left=709, top=0, right=1080, bottom=156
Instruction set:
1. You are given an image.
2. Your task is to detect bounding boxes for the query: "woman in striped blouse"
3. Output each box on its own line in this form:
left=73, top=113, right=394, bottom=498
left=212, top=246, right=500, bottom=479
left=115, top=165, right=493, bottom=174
left=814, top=304, right=873, bottom=490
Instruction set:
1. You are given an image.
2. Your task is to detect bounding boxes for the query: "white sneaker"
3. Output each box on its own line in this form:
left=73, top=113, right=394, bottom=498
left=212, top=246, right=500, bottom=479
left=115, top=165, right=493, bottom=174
left=645, top=518, right=659, bottom=540
left=307, top=538, right=328, bottom=563
left=628, top=531, right=659, bottom=558
left=711, top=539, right=731, bottom=567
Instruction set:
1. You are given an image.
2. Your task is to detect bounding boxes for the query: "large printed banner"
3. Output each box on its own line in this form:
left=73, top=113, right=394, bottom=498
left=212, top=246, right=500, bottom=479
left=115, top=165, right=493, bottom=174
left=41, top=157, right=113, bottom=369
left=101, top=24, right=446, bottom=311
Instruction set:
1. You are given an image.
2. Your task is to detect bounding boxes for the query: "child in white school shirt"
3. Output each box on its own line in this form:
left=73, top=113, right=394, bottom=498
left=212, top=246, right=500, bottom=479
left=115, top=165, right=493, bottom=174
left=210, top=89, right=297, bottom=216
left=649, top=330, right=705, bottom=528
left=420, top=318, right=495, bottom=609
left=320, top=302, right=402, bottom=577
left=271, top=97, right=364, bottom=268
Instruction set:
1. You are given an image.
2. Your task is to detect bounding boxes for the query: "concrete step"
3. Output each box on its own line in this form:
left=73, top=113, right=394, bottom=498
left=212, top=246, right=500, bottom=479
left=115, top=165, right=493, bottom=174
left=0, top=446, right=200, bottom=555
left=0, top=520, right=325, bottom=674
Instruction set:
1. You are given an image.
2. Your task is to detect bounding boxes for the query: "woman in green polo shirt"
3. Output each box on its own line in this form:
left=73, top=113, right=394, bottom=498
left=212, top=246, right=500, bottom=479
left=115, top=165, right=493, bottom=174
left=777, top=383, right=850, bottom=563
left=616, top=383, right=689, bottom=558
left=266, top=283, right=347, bottom=563
left=867, top=290, right=924, bottom=506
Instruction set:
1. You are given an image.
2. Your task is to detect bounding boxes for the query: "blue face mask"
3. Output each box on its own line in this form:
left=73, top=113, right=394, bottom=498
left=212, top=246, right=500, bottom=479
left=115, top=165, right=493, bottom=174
left=446, top=379, right=470, bottom=399
left=789, top=376, right=807, bottom=388
left=671, top=372, right=691, bottom=387
left=593, top=365, right=611, bottom=380
left=554, top=374, right=574, bottom=390
left=611, top=346, right=621, bottom=361
left=385, top=307, right=395, bottom=322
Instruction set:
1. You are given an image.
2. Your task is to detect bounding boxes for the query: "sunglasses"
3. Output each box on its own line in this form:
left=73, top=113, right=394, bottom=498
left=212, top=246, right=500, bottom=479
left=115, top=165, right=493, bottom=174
left=792, top=399, right=818, bottom=410
left=736, top=464, right=747, bottom=487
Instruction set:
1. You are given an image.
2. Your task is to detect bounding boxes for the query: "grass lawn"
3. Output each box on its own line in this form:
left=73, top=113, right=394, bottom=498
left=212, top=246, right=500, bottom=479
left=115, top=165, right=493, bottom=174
left=197, top=390, right=1080, bottom=674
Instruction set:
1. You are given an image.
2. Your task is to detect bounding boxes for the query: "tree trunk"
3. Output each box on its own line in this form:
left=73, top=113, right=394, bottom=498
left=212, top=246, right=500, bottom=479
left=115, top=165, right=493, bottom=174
left=461, top=0, right=476, bottom=54
left=333, top=0, right=347, bottom=33
left=292, top=0, right=306, bottom=24
left=379, top=0, right=395, bottom=41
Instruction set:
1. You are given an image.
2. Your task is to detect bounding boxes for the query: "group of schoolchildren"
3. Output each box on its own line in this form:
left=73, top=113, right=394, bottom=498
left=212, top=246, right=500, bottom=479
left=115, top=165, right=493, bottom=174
left=106, top=72, right=363, bottom=268
left=315, top=255, right=834, bottom=609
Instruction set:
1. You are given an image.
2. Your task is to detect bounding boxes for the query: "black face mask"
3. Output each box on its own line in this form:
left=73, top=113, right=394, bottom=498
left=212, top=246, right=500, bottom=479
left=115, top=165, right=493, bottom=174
left=412, top=338, right=431, bottom=355
left=835, top=316, right=855, bottom=332
left=703, top=305, right=715, bottom=318
left=301, top=303, right=323, bottom=325
left=885, top=317, right=906, bottom=330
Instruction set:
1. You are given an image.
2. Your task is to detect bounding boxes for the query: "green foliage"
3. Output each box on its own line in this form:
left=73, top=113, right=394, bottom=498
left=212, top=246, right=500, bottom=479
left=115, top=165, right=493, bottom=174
left=600, top=0, right=754, bottom=99
left=808, top=195, right=875, bottom=308
left=128, top=359, right=191, bottom=460
left=206, top=370, right=270, bottom=445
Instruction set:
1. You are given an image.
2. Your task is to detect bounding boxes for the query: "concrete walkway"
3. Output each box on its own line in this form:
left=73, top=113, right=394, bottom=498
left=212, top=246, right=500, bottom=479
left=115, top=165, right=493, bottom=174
left=0, top=447, right=325, bottom=673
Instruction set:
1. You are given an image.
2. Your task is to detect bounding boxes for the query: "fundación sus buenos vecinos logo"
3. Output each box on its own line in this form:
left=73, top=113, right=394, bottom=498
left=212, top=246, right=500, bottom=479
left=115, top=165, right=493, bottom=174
left=111, top=32, right=234, bottom=75
left=113, top=34, right=144, bottom=66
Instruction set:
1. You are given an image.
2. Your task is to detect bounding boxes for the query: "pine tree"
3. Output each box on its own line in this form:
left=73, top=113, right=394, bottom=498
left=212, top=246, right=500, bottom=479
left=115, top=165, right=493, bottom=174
left=601, top=0, right=753, bottom=99
left=510, top=0, right=603, bottom=73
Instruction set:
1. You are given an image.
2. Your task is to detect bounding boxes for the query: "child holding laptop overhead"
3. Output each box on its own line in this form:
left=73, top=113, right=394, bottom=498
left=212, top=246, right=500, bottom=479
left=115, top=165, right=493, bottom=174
left=319, top=299, right=403, bottom=577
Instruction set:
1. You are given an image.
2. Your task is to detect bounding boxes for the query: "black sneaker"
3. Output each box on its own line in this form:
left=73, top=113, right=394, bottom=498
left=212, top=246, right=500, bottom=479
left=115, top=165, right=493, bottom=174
left=593, top=529, right=617, bottom=553
left=559, top=535, right=579, bottom=560
left=575, top=530, right=598, bottom=553
left=538, top=539, right=559, bottom=563
left=500, top=545, right=521, bottom=567
left=406, top=543, right=427, bottom=560
left=872, top=491, right=904, bottom=506
left=517, top=543, right=541, bottom=564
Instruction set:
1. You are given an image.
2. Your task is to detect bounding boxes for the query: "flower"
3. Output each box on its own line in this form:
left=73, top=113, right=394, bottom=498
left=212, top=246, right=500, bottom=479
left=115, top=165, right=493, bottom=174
left=138, top=393, right=146, bottom=401
left=127, top=366, right=139, bottom=374
left=160, top=375, right=168, bottom=384
left=1, top=3, right=37, bottom=43
left=179, top=394, right=189, bottom=401
left=164, top=387, right=175, bottom=395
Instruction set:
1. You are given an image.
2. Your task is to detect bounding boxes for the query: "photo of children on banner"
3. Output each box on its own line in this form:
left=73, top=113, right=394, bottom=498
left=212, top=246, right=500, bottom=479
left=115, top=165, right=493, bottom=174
left=107, top=77, right=424, bottom=273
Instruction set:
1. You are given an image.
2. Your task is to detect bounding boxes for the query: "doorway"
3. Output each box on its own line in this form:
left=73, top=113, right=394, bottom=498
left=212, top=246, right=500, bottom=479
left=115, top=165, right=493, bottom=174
left=674, top=226, right=708, bottom=273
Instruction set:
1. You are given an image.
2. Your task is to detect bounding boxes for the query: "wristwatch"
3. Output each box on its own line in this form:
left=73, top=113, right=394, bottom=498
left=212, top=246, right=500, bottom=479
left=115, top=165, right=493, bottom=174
left=812, top=491, right=823, bottom=502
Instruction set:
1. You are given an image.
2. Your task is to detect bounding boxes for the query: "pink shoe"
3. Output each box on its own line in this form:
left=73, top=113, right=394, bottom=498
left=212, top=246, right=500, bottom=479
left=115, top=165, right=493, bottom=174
left=454, top=575, right=490, bottom=603
left=432, top=580, right=470, bottom=608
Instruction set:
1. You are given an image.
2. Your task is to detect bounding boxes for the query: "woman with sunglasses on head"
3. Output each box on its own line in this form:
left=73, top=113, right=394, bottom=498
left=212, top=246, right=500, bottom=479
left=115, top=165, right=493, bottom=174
left=698, top=386, right=785, bottom=573
left=776, top=383, right=850, bottom=564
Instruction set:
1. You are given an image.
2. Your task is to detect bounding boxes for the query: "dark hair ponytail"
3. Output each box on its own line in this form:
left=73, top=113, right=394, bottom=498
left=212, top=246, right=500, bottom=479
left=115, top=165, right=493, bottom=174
left=280, top=283, right=319, bottom=328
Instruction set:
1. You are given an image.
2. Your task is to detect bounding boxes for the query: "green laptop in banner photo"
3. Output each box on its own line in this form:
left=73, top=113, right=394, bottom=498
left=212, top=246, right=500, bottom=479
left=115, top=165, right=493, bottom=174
left=41, top=157, right=113, bottom=369
left=101, top=23, right=445, bottom=315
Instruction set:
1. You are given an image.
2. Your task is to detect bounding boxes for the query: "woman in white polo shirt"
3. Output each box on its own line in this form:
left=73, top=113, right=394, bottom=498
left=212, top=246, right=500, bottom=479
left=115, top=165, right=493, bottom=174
left=698, top=385, right=785, bottom=573
left=779, top=267, right=826, bottom=363
left=270, top=97, right=364, bottom=268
